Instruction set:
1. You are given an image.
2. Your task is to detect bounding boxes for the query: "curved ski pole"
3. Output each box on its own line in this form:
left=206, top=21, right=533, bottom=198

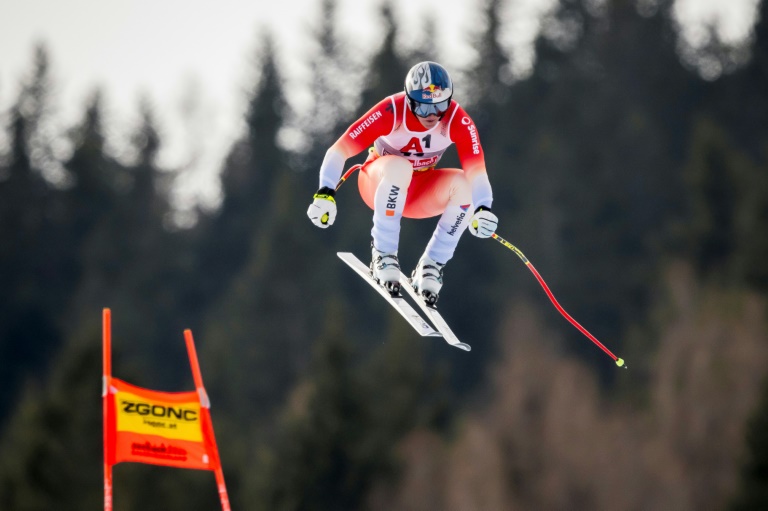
left=490, top=233, right=627, bottom=369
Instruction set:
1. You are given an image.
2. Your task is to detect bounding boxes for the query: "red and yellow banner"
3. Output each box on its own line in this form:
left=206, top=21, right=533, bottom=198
left=105, top=378, right=219, bottom=471
left=102, top=308, right=231, bottom=510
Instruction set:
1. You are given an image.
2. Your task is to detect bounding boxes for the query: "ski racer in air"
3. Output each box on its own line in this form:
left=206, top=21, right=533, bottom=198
left=307, top=61, right=498, bottom=305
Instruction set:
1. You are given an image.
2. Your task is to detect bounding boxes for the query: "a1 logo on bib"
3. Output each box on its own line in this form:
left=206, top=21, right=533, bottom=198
left=400, top=137, right=424, bottom=156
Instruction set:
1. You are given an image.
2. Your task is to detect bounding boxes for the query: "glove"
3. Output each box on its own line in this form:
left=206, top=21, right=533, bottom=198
left=307, top=187, right=337, bottom=228
left=469, top=206, right=498, bottom=238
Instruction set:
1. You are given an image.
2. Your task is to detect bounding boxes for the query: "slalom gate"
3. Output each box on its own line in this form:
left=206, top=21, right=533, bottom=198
left=102, top=308, right=231, bottom=510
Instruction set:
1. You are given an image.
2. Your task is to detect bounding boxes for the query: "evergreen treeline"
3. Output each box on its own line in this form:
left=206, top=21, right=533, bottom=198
left=1, top=0, right=767, bottom=509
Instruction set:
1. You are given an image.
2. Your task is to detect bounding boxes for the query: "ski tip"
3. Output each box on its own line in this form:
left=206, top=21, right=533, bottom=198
left=456, top=343, right=471, bottom=352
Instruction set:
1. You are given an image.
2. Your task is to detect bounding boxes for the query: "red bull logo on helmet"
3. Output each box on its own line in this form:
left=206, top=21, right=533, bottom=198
left=422, top=83, right=444, bottom=100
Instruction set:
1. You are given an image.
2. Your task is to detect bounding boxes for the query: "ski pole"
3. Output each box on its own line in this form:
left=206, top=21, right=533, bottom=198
left=489, top=232, right=626, bottom=368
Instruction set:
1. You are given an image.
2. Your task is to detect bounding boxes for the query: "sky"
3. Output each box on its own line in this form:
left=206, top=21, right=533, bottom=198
left=0, top=0, right=760, bottom=212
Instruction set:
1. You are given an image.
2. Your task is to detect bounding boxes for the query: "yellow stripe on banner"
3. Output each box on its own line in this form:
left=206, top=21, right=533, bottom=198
left=116, top=391, right=202, bottom=442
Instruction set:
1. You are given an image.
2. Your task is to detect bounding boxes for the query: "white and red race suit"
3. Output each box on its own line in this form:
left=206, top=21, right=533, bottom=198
left=319, top=91, right=493, bottom=214
left=317, top=92, right=494, bottom=261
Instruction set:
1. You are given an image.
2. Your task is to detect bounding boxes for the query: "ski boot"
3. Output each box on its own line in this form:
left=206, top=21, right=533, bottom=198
left=411, top=256, right=444, bottom=307
left=371, top=244, right=401, bottom=295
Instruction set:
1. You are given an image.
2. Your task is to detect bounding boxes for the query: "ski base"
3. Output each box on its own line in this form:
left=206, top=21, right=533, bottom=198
left=399, top=274, right=472, bottom=352
left=337, top=252, right=440, bottom=338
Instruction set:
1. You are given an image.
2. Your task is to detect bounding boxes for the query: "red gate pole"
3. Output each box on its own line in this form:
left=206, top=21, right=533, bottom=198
left=184, top=329, right=231, bottom=511
left=102, top=308, right=113, bottom=511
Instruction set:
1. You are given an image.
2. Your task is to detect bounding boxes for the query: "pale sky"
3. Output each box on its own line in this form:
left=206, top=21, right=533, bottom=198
left=0, top=0, right=759, bottom=213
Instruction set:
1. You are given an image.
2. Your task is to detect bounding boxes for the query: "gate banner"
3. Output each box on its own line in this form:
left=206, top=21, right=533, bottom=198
left=105, top=378, right=219, bottom=471
left=103, top=308, right=230, bottom=511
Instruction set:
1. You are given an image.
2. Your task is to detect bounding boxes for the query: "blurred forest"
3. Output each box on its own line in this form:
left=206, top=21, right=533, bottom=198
left=1, top=0, right=768, bottom=509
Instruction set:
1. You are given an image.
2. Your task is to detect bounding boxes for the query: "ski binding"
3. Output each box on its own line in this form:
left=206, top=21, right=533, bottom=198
left=337, top=252, right=440, bottom=338
left=337, top=252, right=471, bottom=352
left=399, top=274, right=471, bottom=352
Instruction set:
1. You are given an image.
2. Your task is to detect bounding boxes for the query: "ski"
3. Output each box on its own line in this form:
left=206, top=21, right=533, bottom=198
left=337, top=252, right=441, bottom=338
left=399, top=274, right=472, bottom=352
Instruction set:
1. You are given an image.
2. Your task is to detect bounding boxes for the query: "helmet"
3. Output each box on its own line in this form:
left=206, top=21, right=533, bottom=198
left=404, top=61, right=453, bottom=117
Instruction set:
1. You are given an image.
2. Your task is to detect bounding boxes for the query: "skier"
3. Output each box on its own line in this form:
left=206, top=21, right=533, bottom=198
left=307, top=61, right=498, bottom=304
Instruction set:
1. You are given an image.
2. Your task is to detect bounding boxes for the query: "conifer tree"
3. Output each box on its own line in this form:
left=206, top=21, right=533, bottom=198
left=196, top=34, right=288, bottom=301
left=61, top=91, right=122, bottom=276
left=59, top=92, right=131, bottom=340
left=0, top=45, right=65, bottom=418
left=466, top=0, right=512, bottom=119
left=358, top=3, right=410, bottom=111
left=106, top=102, right=192, bottom=388
left=679, top=118, right=751, bottom=281
left=250, top=301, right=408, bottom=511
left=0, top=332, right=102, bottom=511
left=195, top=34, right=314, bottom=433
left=302, top=0, right=360, bottom=159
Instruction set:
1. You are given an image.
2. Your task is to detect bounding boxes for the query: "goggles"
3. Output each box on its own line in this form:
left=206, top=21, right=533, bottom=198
left=408, top=97, right=450, bottom=118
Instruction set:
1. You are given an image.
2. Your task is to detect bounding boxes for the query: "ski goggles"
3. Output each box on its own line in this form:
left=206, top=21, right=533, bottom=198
left=408, top=98, right=451, bottom=118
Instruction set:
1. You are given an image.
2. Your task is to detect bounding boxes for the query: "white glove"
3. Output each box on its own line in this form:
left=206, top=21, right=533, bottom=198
left=307, top=189, right=337, bottom=228
left=469, top=207, right=498, bottom=238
